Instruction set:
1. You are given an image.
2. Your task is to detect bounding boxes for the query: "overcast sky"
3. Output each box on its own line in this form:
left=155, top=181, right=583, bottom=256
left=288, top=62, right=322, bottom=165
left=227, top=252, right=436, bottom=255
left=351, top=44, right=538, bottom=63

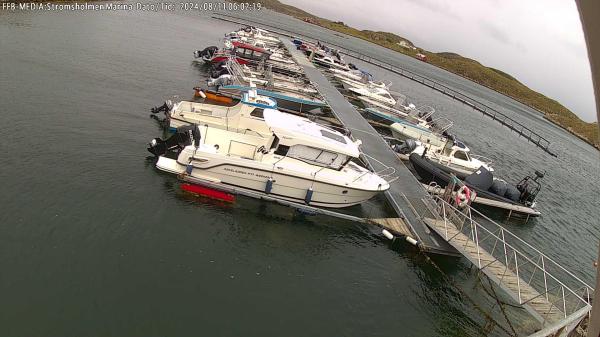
left=282, top=0, right=597, bottom=122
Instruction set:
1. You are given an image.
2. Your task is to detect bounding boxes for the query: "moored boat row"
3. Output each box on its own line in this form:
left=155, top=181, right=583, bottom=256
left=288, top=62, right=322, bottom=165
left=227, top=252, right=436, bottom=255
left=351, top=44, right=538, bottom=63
left=148, top=27, right=392, bottom=208
left=147, top=25, right=543, bottom=217
left=291, top=36, right=544, bottom=216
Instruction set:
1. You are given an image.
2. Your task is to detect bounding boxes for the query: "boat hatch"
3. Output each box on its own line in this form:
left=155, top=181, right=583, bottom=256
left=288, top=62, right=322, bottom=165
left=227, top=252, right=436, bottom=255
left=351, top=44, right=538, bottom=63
left=320, top=129, right=347, bottom=144
left=287, top=145, right=348, bottom=170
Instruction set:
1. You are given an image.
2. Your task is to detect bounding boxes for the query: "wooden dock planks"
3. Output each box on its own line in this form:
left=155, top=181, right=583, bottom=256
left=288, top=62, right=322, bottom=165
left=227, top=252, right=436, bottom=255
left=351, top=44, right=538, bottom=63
left=369, top=218, right=413, bottom=237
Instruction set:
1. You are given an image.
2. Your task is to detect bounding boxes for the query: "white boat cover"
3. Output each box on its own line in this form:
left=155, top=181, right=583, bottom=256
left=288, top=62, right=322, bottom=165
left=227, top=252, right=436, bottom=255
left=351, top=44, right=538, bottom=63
left=263, top=109, right=360, bottom=157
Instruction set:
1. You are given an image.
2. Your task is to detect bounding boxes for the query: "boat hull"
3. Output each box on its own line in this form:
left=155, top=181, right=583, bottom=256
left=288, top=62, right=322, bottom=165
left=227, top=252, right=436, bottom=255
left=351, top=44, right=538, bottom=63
left=219, top=85, right=326, bottom=112
left=157, top=156, right=382, bottom=208
left=409, top=153, right=529, bottom=208
left=390, top=122, right=447, bottom=148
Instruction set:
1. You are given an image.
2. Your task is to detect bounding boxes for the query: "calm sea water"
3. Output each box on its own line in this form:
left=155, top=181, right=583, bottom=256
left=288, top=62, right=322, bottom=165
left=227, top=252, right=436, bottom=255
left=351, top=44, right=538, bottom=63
left=0, top=4, right=598, bottom=337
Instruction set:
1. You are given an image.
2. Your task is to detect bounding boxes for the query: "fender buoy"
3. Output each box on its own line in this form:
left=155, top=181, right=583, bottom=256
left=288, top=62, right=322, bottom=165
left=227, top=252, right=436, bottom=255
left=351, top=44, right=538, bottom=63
left=455, top=185, right=471, bottom=208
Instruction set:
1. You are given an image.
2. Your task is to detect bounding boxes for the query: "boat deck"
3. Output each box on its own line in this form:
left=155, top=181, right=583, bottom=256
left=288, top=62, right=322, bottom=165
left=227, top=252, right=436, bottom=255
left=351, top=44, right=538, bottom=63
left=283, top=38, right=457, bottom=256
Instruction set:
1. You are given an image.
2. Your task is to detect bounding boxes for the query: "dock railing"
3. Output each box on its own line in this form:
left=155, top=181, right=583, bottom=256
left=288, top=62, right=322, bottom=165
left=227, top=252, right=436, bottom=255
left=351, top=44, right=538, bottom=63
left=424, top=196, right=593, bottom=329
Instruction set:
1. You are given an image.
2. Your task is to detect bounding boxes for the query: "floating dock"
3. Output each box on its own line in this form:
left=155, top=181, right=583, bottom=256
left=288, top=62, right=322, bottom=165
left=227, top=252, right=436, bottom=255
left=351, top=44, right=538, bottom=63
left=282, top=38, right=459, bottom=256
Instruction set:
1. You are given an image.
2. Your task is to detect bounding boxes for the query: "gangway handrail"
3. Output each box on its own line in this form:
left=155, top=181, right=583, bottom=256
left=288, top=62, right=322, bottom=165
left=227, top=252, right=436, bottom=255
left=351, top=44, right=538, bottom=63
left=424, top=196, right=593, bottom=323
left=461, top=200, right=594, bottom=291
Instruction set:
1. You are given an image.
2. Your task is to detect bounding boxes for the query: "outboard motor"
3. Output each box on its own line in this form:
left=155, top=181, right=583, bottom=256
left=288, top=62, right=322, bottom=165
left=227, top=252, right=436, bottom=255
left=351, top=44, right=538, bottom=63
left=391, top=138, right=417, bottom=155
left=147, top=124, right=198, bottom=157
left=210, top=66, right=230, bottom=79
left=207, top=74, right=233, bottom=87
left=151, top=100, right=173, bottom=114
left=194, top=46, right=218, bottom=61
left=516, top=170, right=544, bottom=206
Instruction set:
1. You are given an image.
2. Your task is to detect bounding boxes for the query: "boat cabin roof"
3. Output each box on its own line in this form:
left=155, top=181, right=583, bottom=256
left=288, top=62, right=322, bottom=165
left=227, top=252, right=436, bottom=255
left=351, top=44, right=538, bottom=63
left=263, top=109, right=360, bottom=157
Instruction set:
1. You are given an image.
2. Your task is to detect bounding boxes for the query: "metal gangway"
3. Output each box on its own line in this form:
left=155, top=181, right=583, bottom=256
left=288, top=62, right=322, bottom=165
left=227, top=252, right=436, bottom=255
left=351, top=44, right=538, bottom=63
left=421, top=195, right=593, bottom=335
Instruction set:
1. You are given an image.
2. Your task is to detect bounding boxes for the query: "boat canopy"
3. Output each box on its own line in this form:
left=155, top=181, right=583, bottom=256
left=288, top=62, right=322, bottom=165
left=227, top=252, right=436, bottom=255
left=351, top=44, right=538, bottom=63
left=263, top=109, right=360, bottom=158
left=232, top=41, right=270, bottom=54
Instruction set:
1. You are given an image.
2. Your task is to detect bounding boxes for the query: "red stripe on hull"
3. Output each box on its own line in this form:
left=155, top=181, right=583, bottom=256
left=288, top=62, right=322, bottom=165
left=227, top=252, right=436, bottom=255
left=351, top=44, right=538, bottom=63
left=181, top=183, right=235, bottom=203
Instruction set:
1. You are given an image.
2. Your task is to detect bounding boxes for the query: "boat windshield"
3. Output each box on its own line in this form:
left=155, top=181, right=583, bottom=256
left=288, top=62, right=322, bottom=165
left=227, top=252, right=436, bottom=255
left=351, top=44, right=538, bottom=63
left=454, top=150, right=470, bottom=161
left=287, top=144, right=348, bottom=170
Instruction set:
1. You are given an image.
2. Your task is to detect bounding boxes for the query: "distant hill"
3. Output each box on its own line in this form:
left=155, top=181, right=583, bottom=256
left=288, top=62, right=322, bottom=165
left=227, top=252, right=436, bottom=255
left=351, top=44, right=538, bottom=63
left=235, top=0, right=599, bottom=149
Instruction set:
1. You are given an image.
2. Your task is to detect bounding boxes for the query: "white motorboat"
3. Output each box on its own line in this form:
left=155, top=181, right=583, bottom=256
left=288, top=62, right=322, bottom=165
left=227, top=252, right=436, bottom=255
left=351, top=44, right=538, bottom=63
left=364, top=103, right=434, bottom=127
left=330, top=68, right=387, bottom=89
left=164, top=89, right=278, bottom=132
left=390, top=117, right=452, bottom=149
left=412, top=140, right=494, bottom=175
left=213, top=60, right=319, bottom=97
left=313, top=54, right=351, bottom=71
left=238, top=64, right=307, bottom=86
left=234, top=27, right=281, bottom=44
left=348, top=85, right=396, bottom=107
left=225, top=32, right=283, bottom=50
left=329, top=68, right=366, bottom=82
left=149, top=109, right=390, bottom=208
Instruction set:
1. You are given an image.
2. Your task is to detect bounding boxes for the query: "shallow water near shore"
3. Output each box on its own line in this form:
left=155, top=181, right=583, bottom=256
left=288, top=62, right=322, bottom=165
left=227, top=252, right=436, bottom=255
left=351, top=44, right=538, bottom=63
left=0, top=5, right=598, bottom=337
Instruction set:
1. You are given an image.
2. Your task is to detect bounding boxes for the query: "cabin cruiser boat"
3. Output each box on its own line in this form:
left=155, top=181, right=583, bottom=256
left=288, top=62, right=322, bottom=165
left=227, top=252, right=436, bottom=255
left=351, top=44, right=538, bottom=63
left=148, top=109, right=390, bottom=208
left=208, top=72, right=319, bottom=98
left=209, top=60, right=318, bottom=96
left=334, top=74, right=388, bottom=91
left=162, top=89, right=278, bottom=132
left=410, top=139, right=494, bottom=176
left=329, top=68, right=372, bottom=83
left=236, top=64, right=308, bottom=85
left=348, top=85, right=396, bottom=108
left=225, top=34, right=289, bottom=60
left=225, top=31, right=283, bottom=50
left=389, top=116, right=453, bottom=149
left=233, top=26, right=281, bottom=45
left=365, top=104, right=435, bottom=127
left=409, top=153, right=542, bottom=212
left=313, top=54, right=351, bottom=71
left=195, top=41, right=301, bottom=76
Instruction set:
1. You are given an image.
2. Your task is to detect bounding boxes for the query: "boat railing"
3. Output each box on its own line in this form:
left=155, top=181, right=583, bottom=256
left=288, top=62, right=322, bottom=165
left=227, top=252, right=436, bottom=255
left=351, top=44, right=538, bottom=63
left=428, top=117, right=453, bottom=133
left=415, top=105, right=435, bottom=119
left=469, top=154, right=494, bottom=165
left=421, top=196, right=593, bottom=326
